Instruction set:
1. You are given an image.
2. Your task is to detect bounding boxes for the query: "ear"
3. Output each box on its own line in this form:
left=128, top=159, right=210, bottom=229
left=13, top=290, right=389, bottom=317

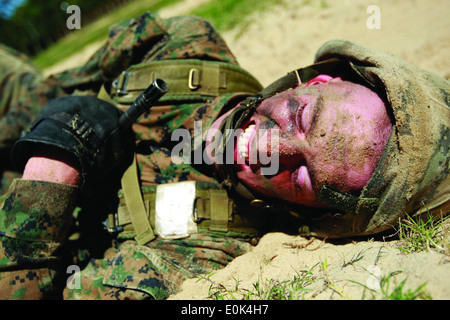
left=305, top=74, right=342, bottom=86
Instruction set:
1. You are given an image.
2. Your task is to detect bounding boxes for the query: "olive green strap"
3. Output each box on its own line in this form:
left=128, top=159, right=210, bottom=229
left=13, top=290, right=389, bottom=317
left=208, top=188, right=231, bottom=232
left=111, top=59, right=263, bottom=103
left=121, top=155, right=155, bottom=245
left=318, top=185, right=379, bottom=215
left=97, top=85, right=155, bottom=243
left=97, top=84, right=114, bottom=103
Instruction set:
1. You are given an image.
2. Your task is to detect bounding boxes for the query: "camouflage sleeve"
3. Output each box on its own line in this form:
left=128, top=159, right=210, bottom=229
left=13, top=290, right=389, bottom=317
left=0, top=179, right=78, bottom=299
left=51, top=11, right=181, bottom=92
left=0, top=45, right=44, bottom=168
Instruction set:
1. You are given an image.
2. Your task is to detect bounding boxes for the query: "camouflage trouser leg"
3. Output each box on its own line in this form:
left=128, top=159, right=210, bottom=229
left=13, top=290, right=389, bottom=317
left=63, top=234, right=252, bottom=300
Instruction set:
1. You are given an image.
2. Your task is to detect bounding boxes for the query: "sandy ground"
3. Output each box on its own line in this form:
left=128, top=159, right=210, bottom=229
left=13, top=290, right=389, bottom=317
left=45, top=0, right=450, bottom=300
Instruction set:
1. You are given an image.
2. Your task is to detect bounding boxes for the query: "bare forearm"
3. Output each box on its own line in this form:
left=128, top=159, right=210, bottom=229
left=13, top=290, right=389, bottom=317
left=22, top=156, right=81, bottom=186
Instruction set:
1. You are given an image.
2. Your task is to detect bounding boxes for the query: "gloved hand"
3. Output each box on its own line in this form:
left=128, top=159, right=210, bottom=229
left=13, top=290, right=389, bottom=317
left=11, top=96, right=135, bottom=187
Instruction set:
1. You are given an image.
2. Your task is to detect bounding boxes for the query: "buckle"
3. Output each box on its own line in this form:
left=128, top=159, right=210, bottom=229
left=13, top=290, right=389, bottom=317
left=103, top=213, right=123, bottom=234
left=112, top=71, right=130, bottom=95
left=188, top=68, right=200, bottom=90
left=192, top=197, right=203, bottom=223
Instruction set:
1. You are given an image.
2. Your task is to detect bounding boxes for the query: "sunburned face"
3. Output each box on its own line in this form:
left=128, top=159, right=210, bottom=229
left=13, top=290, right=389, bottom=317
left=205, top=76, right=392, bottom=208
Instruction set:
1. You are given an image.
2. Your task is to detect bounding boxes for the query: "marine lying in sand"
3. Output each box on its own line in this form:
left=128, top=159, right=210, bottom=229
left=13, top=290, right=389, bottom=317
left=0, top=12, right=448, bottom=299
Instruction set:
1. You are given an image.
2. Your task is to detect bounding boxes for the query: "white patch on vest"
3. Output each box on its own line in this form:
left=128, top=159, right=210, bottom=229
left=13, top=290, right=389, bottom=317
left=155, top=181, right=198, bottom=239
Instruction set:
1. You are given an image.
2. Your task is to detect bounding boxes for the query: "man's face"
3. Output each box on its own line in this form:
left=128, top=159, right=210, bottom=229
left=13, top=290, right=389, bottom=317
left=206, top=76, right=392, bottom=207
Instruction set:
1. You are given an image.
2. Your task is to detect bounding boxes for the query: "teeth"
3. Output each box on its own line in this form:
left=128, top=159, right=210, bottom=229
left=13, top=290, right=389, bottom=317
left=238, top=124, right=255, bottom=160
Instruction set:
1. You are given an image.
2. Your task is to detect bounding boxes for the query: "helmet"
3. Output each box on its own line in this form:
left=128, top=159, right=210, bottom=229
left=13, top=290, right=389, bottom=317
left=218, top=40, right=450, bottom=238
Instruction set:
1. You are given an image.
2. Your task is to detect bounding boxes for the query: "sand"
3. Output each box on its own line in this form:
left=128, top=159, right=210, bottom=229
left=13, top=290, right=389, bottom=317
left=45, top=0, right=450, bottom=300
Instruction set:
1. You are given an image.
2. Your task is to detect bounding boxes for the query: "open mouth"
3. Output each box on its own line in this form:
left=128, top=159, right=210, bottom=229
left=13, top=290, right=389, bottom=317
left=236, top=121, right=256, bottom=165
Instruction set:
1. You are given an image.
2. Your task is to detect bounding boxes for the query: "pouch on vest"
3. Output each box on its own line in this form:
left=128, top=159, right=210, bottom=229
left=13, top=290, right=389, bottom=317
left=105, top=179, right=263, bottom=243
left=98, top=59, right=264, bottom=244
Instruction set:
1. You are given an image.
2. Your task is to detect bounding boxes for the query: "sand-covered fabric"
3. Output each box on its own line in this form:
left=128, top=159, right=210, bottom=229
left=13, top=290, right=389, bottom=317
left=308, top=39, right=450, bottom=236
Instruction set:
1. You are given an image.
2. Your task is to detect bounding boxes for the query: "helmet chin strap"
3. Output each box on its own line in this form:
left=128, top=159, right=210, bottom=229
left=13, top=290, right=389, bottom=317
left=217, top=94, right=262, bottom=189
left=216, top=66, right=305, bottom=189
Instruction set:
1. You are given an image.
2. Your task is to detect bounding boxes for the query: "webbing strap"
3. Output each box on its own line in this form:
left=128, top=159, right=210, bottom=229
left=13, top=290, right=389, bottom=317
left=97, top=84, right=114, bottom=103
left=318, top=185, right=379, bottom=215
left=201, top=61, right=221, bottom=96
left=97, top=85, right=155, bottom=243
left=208, top=188, right=231, bottom=232
left=121, top=155, right=155, bottom=245
left=111, top=59, right=263, bottom=102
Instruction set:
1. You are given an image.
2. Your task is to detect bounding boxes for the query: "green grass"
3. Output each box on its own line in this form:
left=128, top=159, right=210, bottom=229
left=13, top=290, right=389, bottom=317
left=351, top=270, right=432, bottom=300
left=200, top=265, right=317, bottom=300
left=32, top=0, right=286, bottom=70
left=378, top=271, right=431, bottom=300
left=397, top=208, right=450, bottom=254
left=200, top=262, right=433, bottom=300
left=32, top=0, right=182, bottom=70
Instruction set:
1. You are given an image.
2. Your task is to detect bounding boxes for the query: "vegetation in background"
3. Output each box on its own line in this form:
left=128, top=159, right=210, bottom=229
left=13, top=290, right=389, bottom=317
left=28, top=0, right=286, bottom=70
left=0, top=0, right=135, bottom=56
left=32, top=0, right=181, bottom=69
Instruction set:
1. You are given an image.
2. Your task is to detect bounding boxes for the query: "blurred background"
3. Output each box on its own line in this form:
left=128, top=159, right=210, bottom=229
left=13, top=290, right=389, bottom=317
left=1, top=0, right=449, bottom=85
left=0, top=0, right=281, bottom=72
left=0, top=0, right=134, bottom=57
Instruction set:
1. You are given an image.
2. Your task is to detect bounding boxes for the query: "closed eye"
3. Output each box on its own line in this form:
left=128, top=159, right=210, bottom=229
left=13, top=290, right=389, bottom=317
left=296, top=101, right=308, bottom=132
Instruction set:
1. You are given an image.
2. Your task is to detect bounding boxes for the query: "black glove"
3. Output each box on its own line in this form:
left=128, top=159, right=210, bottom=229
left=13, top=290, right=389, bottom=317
left=11, top=96, right=135, bottom=186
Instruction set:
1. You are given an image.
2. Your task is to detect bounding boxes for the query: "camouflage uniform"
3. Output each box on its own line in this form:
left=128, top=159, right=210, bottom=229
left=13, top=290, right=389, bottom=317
left=0, top=12, right=259, bottom=300
left=0, top=12, right=449, bottom=300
